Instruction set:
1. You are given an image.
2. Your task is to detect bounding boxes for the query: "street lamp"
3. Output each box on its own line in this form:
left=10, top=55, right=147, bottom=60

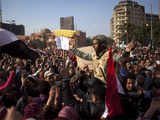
left=146, top=24, right=149, bottom=27
left=125, top=30, right=128, bottom=44
left=145, top=22, right=152, bottom=49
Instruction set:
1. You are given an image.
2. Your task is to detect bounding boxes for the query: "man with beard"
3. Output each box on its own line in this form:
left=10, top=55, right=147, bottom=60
left=70, top=35, right=109, bottom=85
left=70, top=35, right=111, bottom=119
left=70, top=34, right=135, bottom=119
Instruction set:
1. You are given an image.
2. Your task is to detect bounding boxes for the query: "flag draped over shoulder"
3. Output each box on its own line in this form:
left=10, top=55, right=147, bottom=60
left=0, top=28, right=39, bottom=61
left=105, top=48, right=123, bottom=118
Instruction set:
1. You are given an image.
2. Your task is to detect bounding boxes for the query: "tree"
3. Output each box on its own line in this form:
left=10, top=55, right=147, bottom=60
left=119, top=23, right=153, bottom=46
left=29, top=39, right=46, bottom=49
left=86, top=37, right=93, bottom=46
left=152, top=21, right=160, bottom=50
left=119, top=23, right=136, bottom=44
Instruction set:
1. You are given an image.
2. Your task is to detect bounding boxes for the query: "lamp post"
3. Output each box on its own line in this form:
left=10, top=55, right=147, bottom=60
left=151, top=4, right=153, bottom=50
left=145, top=23, right=149, bottom=46
left=125, top=30, right=128, bottom=44
left=0, top=0, right=2, bottom=27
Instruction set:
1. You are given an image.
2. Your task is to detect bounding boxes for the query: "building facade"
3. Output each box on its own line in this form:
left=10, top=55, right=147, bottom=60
left=1, top=22, right=25, bottom=35
left=75, top=31, right=86, bottom=47
left=59, top=16, right=87, bottom=47
left=60, top=16, right=74, bottom=30
left=145, top=13, right=159, bottom=25
left=111, top=0, right=160, bottom=45
left=111, top=0, right=145, bottom=44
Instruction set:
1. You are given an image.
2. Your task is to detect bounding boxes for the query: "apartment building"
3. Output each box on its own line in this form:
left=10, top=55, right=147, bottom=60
left=111, top=0, right=145, bottom=44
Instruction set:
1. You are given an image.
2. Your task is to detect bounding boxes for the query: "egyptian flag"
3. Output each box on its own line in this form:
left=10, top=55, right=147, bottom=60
left=0, top=28, right=39, bottom=61
left=102, top=48, right=124, bottom=118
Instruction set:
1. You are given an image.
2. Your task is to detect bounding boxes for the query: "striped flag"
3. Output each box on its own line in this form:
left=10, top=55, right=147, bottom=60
left=102, top=48, right=123, bottom=119
left=0, top=28, right=39, bottom=61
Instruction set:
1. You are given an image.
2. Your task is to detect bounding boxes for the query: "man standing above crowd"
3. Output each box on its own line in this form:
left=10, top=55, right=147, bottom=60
left=70, top=35, right=110, bottom=85
left=70, top=35, right=134, bottom=90
left=69, top=34, right=135, bottom=119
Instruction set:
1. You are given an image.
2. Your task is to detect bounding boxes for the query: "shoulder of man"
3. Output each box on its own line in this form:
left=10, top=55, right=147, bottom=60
left=102, top=50, right=109, bottom=59
left=91, top=51, right=96, bottom=59
left=104, top=50, right=109, bottom=56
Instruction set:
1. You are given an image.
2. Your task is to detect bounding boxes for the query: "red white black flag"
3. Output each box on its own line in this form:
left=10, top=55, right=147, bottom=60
left=102, top=48, right=124, bottom=119
left=0, top=28, right=39, bottom=61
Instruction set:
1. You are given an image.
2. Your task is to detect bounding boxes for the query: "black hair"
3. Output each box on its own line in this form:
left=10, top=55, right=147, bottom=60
left=126, top=73, right=136, bottom=80
left=92, top=35, right=109, bottom=45
left=25, top=87, right=39, bottom=97
left=0, top=87, right=20, bottom=108
left=92, top=34, right=111, bottom=50
left=152, top=78, right=160, bottom=89
left=55, top=118, right=69, bottom=120
left=38, top=81, right=51, bottom=95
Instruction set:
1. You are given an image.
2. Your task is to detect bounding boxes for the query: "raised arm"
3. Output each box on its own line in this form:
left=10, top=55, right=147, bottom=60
left=113, top=41, right=136, bottom=62
left=69, top=39, right=92, bottom=61
left=72, top=48, right=92, bottom=61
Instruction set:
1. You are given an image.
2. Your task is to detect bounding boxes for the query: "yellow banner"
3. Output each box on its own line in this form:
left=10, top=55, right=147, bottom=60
left=53, top=30, right=76, bottom=37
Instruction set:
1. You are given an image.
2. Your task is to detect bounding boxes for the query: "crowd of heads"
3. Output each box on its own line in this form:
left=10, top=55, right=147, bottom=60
left=0, top=35, right=160, bottom=120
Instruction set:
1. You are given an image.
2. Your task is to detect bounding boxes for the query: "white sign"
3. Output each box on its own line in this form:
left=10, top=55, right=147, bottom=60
left=55, top=37, right=70, bottom=50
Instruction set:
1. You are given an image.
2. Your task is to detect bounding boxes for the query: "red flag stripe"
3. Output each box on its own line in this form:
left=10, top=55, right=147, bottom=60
left=106, top=48, right=123, bottom=118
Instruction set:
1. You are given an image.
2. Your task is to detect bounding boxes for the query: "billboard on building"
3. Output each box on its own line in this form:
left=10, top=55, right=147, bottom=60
left=60, top=16, right=74, bottom=30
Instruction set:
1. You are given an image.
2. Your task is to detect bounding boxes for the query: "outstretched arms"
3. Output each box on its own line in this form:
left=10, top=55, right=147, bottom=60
left=72, top=48, right=92, bottom=61
left=69, top=40, right=92, bottom=61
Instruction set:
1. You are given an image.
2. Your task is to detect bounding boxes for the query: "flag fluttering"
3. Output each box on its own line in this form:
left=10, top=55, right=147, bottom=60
left=0, top=28, right=39, bottom=61
left=105, top=48, right=123, bottom=118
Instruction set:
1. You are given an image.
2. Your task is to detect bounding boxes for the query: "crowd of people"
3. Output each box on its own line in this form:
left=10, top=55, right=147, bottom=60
left=0, top=31, right=160, bottom=120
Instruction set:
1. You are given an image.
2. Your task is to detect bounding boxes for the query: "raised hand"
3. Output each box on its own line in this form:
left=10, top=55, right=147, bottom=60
left=126, top=41, right=136, bottom=52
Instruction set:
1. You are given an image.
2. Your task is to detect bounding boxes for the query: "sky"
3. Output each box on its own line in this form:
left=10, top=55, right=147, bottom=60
left=1, top=0, right=159, bottom=37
